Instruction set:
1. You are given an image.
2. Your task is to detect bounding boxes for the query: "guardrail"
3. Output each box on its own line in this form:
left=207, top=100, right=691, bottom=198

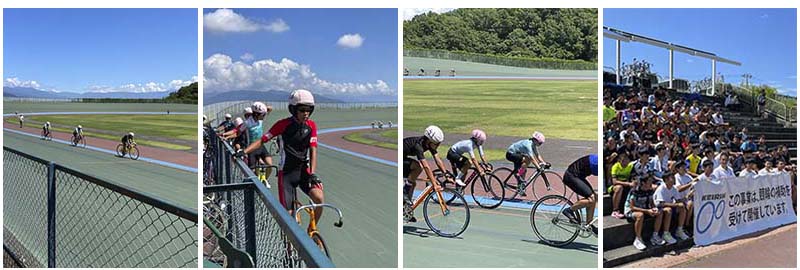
left=730, top=85, right=796, bottom=124
left=202, top=128, right=334, bottom=267
left=3, top=147, right=198, bottom=268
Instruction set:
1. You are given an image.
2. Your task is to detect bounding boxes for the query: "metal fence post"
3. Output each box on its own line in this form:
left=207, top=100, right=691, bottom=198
left=244, top=187, right=257, bottom=265
left=47, top=162, right=56, bottom=268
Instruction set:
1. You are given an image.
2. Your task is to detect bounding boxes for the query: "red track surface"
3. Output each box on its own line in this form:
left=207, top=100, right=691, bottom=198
left=317, top=129, right=397, bottom=162
left=4, top=122, right=197, bottom=168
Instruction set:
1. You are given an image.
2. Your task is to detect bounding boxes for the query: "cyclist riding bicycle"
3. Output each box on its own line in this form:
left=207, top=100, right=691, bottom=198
left=42, top=121, right=51, bottom=137
left=446, top=129, right=489, bottom=186
left=238, top=90, right=323, bottom=231
left=73, top=125, right=84, bottom=141
left=403, top=125, right=449, bottom=222
left=121, top=132, right=136, bottom=155
left=560, top=154, right=599, bottom=235
left=222, top=117, right=247, bottom=149
left=18, top=114, right=24, bottom=128
left=505, top=131, right=551, bottom=196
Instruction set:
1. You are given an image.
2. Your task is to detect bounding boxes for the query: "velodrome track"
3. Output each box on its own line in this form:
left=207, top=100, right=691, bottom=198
left=3, top=112, right=197, bottom=210
left=268, top=125, right=398, bottom=267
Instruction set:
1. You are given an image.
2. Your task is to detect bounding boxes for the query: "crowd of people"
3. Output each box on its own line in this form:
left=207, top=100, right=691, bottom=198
left=603, top=84, right=797, bottom=251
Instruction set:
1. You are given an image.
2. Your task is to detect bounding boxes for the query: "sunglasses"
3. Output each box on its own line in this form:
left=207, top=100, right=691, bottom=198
left=296, top=106, right=313, bottom=113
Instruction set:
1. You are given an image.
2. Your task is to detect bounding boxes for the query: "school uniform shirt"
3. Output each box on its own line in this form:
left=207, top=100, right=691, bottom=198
left=739, top=169, right=758, bottom=178
left=673, top=172, right=693, bottom=198
left=653, top=183, right=682, bottom=205
left=712, top=165, right=735, bottom=179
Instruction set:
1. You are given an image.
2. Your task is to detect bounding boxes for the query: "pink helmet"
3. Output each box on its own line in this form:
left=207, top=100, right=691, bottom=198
left=531, top=131, right=545, bottom=144
left=471, top=129, right=487, bottom=145
left=234, top=117, right=244, bottom=126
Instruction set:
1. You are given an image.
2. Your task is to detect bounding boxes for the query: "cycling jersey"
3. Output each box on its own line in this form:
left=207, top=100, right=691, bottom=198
left=263, top=117, right=318, bottom=170
left=564, top=154, right=598, bottom=198
left=507, top=139, right=538, bottom=158
left=245, top=117, right=264, bottom=145
left=121, top=134, right=134, bottom=144
left=449, top=139, right=484, bottom=159
left=73, top=127, right=82, bottom=134
left=403, top=136, right=437, bottom=160
left=217, top=120, right=235, bottom=132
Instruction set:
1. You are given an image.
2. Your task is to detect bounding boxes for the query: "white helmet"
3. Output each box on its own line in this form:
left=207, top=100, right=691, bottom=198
left=289, top=89, right=315, bottom=106
left=289, top=89, right=316, bottom=115
left=129, top=132, right=135, bottom=137
left=252, top=102, right=268, bottom=114
left=531, top=131, right=545, bottom=144
left=203, top=115, right=207, bottom=121
left=224, top=113, right=232, bottom=119
left=244, top=107, right=253, bottom=115
left=77, top=125, right=82, bottom=129
left=424, top=125, right=444, bottom=144
left=46, top=121, right=50, bottom=125
left=234, top=117, right=244, bottom=126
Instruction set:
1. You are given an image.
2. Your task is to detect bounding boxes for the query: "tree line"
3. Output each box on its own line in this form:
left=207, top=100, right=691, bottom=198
left=403, top=8, right=598, bottom=62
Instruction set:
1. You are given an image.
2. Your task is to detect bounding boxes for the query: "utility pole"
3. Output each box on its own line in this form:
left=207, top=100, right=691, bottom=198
left=742, top=74, right=752, bottom=88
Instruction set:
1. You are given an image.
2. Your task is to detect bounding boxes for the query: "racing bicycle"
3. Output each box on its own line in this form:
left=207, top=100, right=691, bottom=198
left=293, top=193, right=344, bottom=260
left=116, top=143, right=140, bottom=160
left=432, top=162, right=505, bottom=209
left=41, top=129, right=53, bottom=141
left=530, top=194, right=597, bottom=247
left=404, top=172, right=470, bottom=237
left=493, top=164, right=564, bottom=202
left=71, top=134, right=86, bottom=148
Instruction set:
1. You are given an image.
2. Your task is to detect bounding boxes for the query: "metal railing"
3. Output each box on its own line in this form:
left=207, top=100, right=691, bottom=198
left=202, top=128, right=334, bottom=268
left=730, top=85, right=796, bottom=123
left=3, top=147, right=198, bottom=268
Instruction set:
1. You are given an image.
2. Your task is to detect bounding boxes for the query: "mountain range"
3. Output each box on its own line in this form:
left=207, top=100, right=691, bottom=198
left=204, top=90, right=344, bottom=104
left=3, top=86, right=175, bottom=99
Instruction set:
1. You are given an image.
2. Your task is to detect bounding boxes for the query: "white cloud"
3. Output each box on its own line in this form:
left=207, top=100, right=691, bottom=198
left=203, top=53, right=395, bottom=98
left=4, top=77, right=42, bottom=89
left=760, top=14, right=769, bottom=19
left=336, top=33, right=364, bottom=49
left=87, top=77, right=197, bottom=93
left=204, top=9, right=289, bottom=33
left=403, top=8, right=455, bottom=21
left=240, top=53, right=255, bottom=61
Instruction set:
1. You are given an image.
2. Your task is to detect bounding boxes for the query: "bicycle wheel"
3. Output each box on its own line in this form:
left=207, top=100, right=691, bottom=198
left=71, top=135, right=78, bottom=146
left=422, top=188, right=470, bottom=237
left=310, top=232, right=331, bottom=260
left=470, top=173, right=505, bottom=209
left=432, top=170, right=458, bottom=204
left=116, top=144, right=125, bottom=157
left=130, top=146, right=140, bottom=160
left=531, top=171, right=565, bottom=201
left=530, top=194, right=581, bottom=247
left=80, top=137, right=87, bottom=148
left=493, top=167, right=523, bottom=202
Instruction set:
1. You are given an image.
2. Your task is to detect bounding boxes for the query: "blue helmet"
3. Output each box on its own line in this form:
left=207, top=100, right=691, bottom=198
left=589, top=154, right=598, bottom=176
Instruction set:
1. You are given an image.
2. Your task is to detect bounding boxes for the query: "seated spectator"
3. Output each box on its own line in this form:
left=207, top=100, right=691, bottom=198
left=672, top=161, right=695, bottom=229
left=653, top=172, right=690, bottom=243
left=698, top=160, right=717, bottom=182
left=712, top=153, right=735, bottom=179
left=739, top=158, right=759, bottom=178
left=626, top=174, right=664, bottom=250
left=685, top=145, right=702, bottom=176
left=610, top=151, right=635, bottom=219
left=759, top=159, right=776, bottom=175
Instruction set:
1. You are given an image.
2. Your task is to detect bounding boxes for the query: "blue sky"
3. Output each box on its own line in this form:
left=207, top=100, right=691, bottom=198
left=203, top=8, right=398, bottom=102
left=603, top=9, right=797, bottom=96
left=4, top=9, right=198, bottom=93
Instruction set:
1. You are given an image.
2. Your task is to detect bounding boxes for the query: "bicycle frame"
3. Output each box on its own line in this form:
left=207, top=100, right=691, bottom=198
left=293, top=202, right=344, bottom=231
left=519, top=166, right=553, bottom=191
left=410, top=171, right=448, bottom=213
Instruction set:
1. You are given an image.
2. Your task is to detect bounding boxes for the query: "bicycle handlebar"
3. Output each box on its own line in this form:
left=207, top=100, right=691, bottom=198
left=293, top=203, right=344, bottom=228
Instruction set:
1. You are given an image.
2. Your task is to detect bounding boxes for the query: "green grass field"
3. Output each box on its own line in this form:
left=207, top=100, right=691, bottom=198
left=404, top=79, right=597, bottom=141
left=12, top=114, right=197, bottom=150
left=404, top=57, right=596, bottom=77
left=343, top=129, right=397, bottom=149
left=4, top=101, right=196, bottom=114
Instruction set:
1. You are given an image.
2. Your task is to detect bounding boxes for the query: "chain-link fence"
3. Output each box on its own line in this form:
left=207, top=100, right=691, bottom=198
left=3, top=147, right=198, bottom=268
left=202, top=128, right=334, bottom=268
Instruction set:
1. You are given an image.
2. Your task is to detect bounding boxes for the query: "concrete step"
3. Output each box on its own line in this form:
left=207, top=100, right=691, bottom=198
left=603, top=238, right=694, bottom=267
left=603, top=194, right=612, bottom=216
left=603, top=214, right=693, bottom=251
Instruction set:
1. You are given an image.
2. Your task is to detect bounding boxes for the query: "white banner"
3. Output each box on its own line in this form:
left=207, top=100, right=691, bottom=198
left=693, top=173, right=796, bottom=246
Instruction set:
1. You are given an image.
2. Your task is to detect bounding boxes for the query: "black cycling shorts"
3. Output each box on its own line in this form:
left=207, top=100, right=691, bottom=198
left=447, top=150, right=469, bottom=171
left=278, top=166, right=322, bottom=211
left=403, top=157, right=414, bottom=178
left=506, top=151, right=525, bottom=173
left=248, top=146, right=269, bottom=168
left=563, top=171, right=594, bottom=199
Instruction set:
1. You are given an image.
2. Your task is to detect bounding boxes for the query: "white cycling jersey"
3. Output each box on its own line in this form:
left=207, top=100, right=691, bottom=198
left=450, top=139, right=484, bottom=159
